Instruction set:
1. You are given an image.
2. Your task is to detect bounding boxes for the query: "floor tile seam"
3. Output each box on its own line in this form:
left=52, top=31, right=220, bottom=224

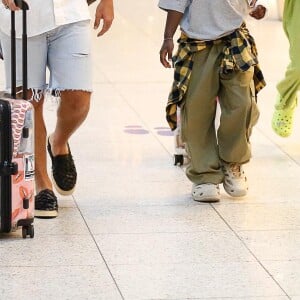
left=89, top=231, right=232, bottom=235
left=100, top=260, right=263, bottom=267
left=75, top=203, right=300, bottom=209
left=211, top=206, right=291, bottom=299
left=90, top=56, right=112, bottom=82
left=1, top=230, right=232, bottom=239
left=5, top=233, right=97, bottom=237
left=237, top=229, right=300, bottom=233
left=76, top=207, right=221, bottom=212
left=76, top=202, right=213, bottom=207
left=73, top=181, right=189, bottom=185
left=250, top=259, right=300, bottom=262
left=143, top=297, right=289, bottom=300
left=212, top=203, right=300, bottom=206
left=144, top=298, right=287, bottom=300
left=91, top=231, right=240, bottom=236
left=212, top=201, right=300, bottom=205
left=212, top=202, right=300, bottom=207
left=73, top=198, right=125, bottom=300
left=0, top=264, right=106, bottom=268
left=255, top=126, right=300, bottom=168
left=92, top=67, right=113, bottom=84
left=11, top=232, right=104, bottom=238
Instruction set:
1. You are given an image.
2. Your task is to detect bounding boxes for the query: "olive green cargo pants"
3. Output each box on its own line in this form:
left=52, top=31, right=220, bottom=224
left=276, top=0, right=300, bottom=108
left=181, top=42, right=259, bottom=184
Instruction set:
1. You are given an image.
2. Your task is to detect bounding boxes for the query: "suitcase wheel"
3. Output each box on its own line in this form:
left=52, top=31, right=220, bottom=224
left=174, top=154, right=184, bottom=166
left=22, top=225, right=34, bottom=239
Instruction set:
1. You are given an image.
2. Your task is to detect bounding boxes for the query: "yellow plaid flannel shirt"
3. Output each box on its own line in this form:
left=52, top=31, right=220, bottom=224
left=166, top=24, right=266, bottom=130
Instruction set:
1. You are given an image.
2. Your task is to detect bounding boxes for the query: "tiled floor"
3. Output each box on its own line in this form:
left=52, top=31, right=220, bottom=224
left=1, top=1, right=300, bottom=299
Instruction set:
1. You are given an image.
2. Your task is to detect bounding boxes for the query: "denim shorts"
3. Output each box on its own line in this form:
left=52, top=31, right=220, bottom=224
left=0, top=20, right=92, bottom=99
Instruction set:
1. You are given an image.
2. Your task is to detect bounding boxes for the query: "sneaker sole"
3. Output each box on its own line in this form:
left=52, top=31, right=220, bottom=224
left=35, top=209, right=58, bottom=219
left=223, top=185, right=247, bottom=197
left=192, top=195, right=220, bottom=203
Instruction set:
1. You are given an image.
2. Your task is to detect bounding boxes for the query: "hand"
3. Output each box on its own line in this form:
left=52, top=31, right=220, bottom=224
left=249, top=5, right=266, bottom=19
left=1, top=0, right=20, bottom=10
left=159, top=39, right=174, bottom=68
left=94, top=0, right=114, bottom=37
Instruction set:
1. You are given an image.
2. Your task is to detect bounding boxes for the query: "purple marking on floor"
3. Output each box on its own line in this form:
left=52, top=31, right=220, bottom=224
left=156, top=130, right=173, bottom=136
left=124, top=125, right=143, bottom=128
left=124, top=129, right=149, bottom=135
left=154, top=127, right=170, bottom=130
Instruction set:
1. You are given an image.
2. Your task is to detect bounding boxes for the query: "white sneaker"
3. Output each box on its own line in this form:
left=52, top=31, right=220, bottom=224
left=222, top=163, right=248, bottom=197
left=192, top=183, right=220, bottom=202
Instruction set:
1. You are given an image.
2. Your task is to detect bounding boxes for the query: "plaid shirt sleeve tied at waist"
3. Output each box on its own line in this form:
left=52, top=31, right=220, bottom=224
left=166, top=24, right=266, bottom=131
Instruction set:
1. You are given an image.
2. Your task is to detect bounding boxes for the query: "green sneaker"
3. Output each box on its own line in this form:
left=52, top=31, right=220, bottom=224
left=272, top=97, right=297, bottom=138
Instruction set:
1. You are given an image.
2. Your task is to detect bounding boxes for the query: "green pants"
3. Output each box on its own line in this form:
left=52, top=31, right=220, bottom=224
left=181, top=42, right=259, bottom=184
left=276, top=0, right=300, bottom=108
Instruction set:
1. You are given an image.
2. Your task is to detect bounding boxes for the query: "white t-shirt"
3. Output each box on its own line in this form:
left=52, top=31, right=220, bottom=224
left=0, top=0, right=91, bottom=38
left=158, top=0, right=254, bottom=40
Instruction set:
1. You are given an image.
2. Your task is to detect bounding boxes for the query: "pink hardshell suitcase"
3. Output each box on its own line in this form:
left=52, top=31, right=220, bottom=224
left=0, top=0, right=35, bottom=238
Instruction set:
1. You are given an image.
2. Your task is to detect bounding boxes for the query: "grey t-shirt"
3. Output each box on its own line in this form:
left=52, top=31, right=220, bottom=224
left=158, top=0, right=252, bottom=40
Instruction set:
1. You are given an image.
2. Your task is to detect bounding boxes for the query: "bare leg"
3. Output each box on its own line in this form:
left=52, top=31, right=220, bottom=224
left=31, top=97, right=54, bottom=193
left=23, top=92, right=59, bottom=218
left=48, top=90, right=91, bottom=155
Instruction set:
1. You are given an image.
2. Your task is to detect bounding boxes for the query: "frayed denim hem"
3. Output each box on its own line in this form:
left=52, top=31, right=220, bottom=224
left=13, top=87, right=93, bottom=103
left=30, top=88, right=44, bottom=102
left=47, top=88, right=93, bottom=98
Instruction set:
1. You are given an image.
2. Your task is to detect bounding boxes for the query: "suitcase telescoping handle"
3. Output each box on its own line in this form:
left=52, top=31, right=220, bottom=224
left=11, top=0, right=29, bottom=100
